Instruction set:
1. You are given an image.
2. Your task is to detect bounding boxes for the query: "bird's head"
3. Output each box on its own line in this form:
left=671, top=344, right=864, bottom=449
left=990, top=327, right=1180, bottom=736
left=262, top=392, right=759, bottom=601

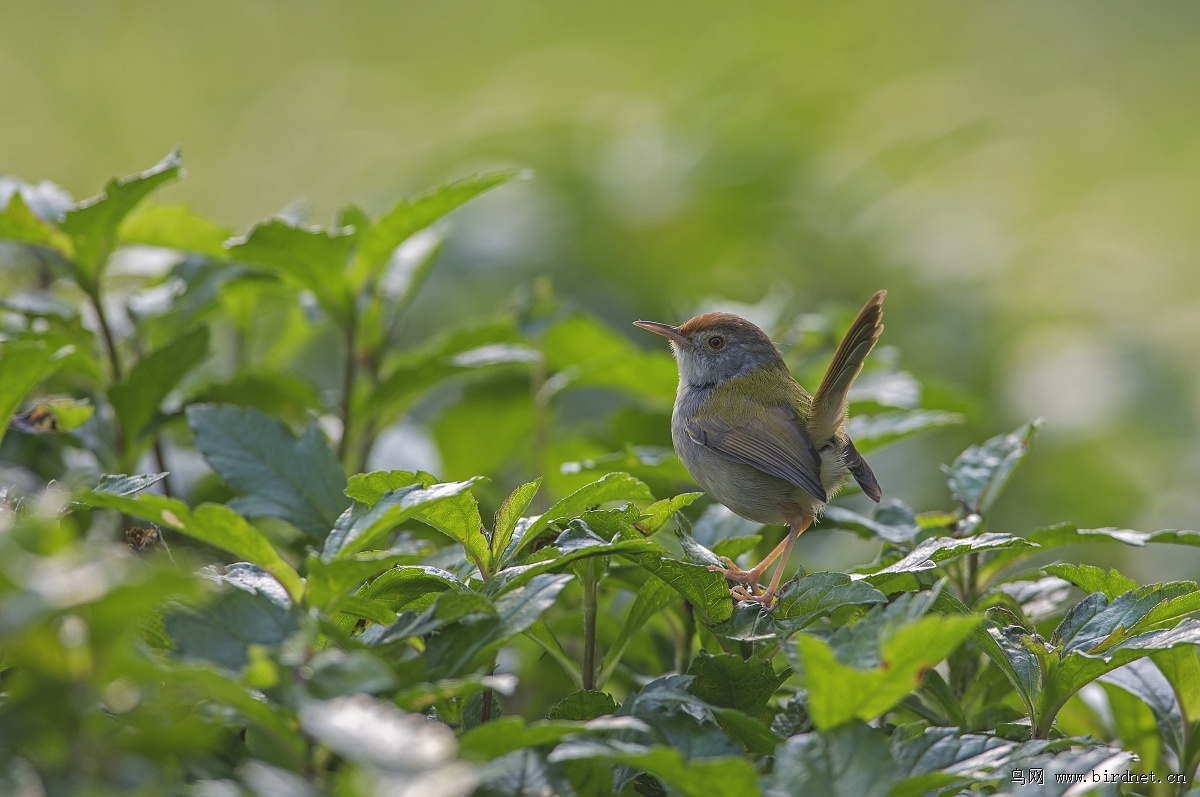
left=634, top=312, right=785, bottom=387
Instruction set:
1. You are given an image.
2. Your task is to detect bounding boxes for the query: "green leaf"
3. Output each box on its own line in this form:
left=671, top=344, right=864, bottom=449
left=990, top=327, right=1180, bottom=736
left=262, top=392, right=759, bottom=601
left=349, top=169, right=520, bottom=288
left=459, top=715, right=643, bottom=762
left=117, top=203, right=232, bottom=258
left=548, top=690, right=620, bottom=721
left=846, top=409, right=964, bottom=455
left=345, top=470, right=489, bottom=573
left=60, top=148, right=182, bottom=287
left=1043, top=563, right=1138, bottom=600
left=187, top=403, right=348, bottom=539
left=821, top=501, right=920, bottom=546
left=795, top=602, right=982, bottom=729
left=548, top=740, right=761, bottom=797
left=765, top=722, right=895, bottom=797
left=165, top=563, right=300, bottom=670
left=1035, top=583, right=1200, bottom=737
left=109, top=326, right=209, bottom=450
left=484, top=521, right=651, bottom=596
left=942, top=420, right=1041, bottom=514
left=0, top=340, right=69, bottom=449
left=81, top=487, right=303, bottom=601
left=618, top=544, right=734, bottom=625
left=1028, top=522, right=1200, bottom=550
left=1099, top=658, right=1186, bottom=766
left=305, top=550, right=420, bottom=612
left=356, top=565, right=466, bottom=611
left=598, top=577, right=678, bottom=686
left=859, top=532, right=1036, bottom=592
left=305, top=650, right=399, bottom=698
left=686, top=652, right=788, bottom=716
left=424, top=573, right=573, bottom=678
left=711, top=572, right=888, bottom=642
left=640, top=492, right=704, bottom=534
left=505, top=472, right=654, bottom=563
left=1152, top=646, right=1200, bottom=723
left=226, top=219, right=355, bottom=326
left=327, top=479, right=484, bottom=566
left=0, top=190, right=70, bottom=254
left=492, top=478, right=542, bottom=563
left=95, top=471, right=168, bottom=496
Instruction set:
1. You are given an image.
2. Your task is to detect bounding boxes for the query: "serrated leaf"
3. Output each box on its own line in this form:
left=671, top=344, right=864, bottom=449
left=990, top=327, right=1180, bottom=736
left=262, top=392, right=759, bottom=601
left=847, top=409, right=964, bottom=455
left=491, top=478, right=542, bottom=563
left=548, top=739, right=760, bottom=797
left=942, top=420, right=1040, bottom=514
left=226, top=219, right=355, bottom=325
left=1043, top=563, right=1138, bottom=600
left=109, top=326, right=209, bottom=450
left=640, top=492, right=704, bottom=534
left=765, top=722, right=895, bottom=797
left=424, top=574, right=573, bottom=678
left=0, top=190, right=70, bottom=254
left=81, top=487, right=303, bottom=600
left=117, top=203, right=232, bottom=258
left=548, top=690, right=620, bottom=721
left=165, top=564, right=300, bottom=670
left=686, top=652, right=788, bottom=716
left=711, top=572, right=888, bottom=642
left=796, top=610, right=982, bottom=729
left=484, top=521, right=651, bottom=597
left=349, top=169, right=519, bottom=289
left=0, top=340, right=69, bottom=449
left=345, top=470, right=490, bottom=574
left=821, top=501, right=920, bottom=546
left=1099, top=658, right=1186, bottom=766
left=357, top=565, right=466, bottom=611
left=618, top=544, right=733, bottom=624
left=858, top=532, right=1036, bottom=592
left=59, top=148, right=182, bottom=286
left=188, top=403, right=348, bottom=539
left=1028, top=522, right=1200, bottom=549
left=505, top=472, right=654, bottom=563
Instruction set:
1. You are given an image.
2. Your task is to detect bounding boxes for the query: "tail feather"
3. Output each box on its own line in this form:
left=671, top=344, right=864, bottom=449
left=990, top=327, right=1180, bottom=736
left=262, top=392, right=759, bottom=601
left=810, top=290, right=886, bottom=442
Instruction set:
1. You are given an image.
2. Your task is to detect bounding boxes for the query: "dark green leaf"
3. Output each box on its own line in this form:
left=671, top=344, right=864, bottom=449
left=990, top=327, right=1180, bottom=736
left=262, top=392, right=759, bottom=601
left=548, top=740, right=761, bottom=797
left=548, top=690, right=621, bottom=721
left=617, top=544, right=733, bottom=624
left=821, top=501, right=920, bottom=546
left=846, top=409, right=964, bottom=455
left=357, top=564, right=466, bottom=611
left=860, top=532, right=1036, bottom=592
left=686, top=652, right=788, bottom=716
left=325, top=479, right=482, bottom=560
left=765, top=722, right=894, bottom=797
left=711, top=571, right=887, bottom=642
left=506, top=472, right=655, bottom=563
left=188, top=403, right=348, bottom=538
left=305, top=650, right=399, bottom=698
left=165, top=564, right=300, bottom=670
left=60, top=148, right=182, bottom=286
left=942, top=420, right=1040, bottom=514
left=1099, top=658, right=1186, bottom=765
left=1029, top=522, right=1200, bottom=550
left=109, top=326, right=209, bottom=449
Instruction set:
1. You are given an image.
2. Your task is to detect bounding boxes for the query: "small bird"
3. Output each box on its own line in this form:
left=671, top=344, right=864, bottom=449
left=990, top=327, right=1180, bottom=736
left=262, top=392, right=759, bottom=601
left=634, top=291, right=885, bottom=608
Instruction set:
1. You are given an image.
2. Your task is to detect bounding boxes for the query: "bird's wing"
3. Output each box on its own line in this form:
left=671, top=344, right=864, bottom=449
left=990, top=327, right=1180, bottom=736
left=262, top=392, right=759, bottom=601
left=686, top=405, right=827, bottom=502
left=842, top=437, right=881, bottom=502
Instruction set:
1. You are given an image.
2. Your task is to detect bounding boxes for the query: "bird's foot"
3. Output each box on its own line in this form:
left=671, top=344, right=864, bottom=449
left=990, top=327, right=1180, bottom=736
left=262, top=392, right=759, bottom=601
left=706, top=556, right=761, bottom=585
left=730, top=584, right=778, bottom=609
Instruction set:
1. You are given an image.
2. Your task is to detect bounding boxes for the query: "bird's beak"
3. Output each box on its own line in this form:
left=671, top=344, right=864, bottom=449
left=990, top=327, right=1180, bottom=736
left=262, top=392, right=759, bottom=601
left=633, top=320, right=689, bottom=346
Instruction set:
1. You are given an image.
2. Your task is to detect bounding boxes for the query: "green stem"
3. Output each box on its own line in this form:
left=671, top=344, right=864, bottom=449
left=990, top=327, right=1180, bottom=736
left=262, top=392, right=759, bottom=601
left=337, top=318, right=357, bottom=466
left=674, top=601, right=695, bottom=673
left=582, top=559, right=600, bottom=691
left=88, top=288, right=123, bottom=383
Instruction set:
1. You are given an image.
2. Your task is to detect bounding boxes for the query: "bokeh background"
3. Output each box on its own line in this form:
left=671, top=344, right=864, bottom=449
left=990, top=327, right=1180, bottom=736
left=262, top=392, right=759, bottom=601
left=4, top=0, right=1200, bottom=581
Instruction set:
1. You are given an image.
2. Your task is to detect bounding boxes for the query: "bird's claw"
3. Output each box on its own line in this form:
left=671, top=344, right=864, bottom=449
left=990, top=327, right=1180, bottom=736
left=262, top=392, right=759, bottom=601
left=706, top=556, right=757, bottom=584
left=731, top=585, right=778, bottom=609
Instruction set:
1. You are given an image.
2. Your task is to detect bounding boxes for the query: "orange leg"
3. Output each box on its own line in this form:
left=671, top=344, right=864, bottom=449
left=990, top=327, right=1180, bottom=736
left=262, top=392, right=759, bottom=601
left=716, top=517, right=812, bottom=608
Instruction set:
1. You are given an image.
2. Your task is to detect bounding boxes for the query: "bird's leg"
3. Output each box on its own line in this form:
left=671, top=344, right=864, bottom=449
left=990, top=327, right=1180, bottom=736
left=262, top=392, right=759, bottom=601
left=707, top=530, right=795, bottom=592
left=739, top=517, right=812, bottom=609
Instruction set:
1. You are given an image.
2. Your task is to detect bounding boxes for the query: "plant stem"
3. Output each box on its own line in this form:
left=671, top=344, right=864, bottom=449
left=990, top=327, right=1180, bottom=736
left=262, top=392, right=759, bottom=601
left=88, top=288, right=123, bottom=383
left=152, top=438, right=174, bottom=499
left=582, top=559, right=600, bottom=691
left=337, top=319, right=357, bottom=465
left=674, top=601, right=695, bottom=673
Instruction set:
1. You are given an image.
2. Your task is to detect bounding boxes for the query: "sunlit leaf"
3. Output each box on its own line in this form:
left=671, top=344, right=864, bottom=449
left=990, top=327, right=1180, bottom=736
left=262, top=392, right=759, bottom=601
left=942, top=420, right=1040, bottom=514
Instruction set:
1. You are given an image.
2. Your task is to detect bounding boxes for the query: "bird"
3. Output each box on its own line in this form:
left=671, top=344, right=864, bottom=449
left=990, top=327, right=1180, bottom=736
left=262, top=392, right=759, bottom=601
left=634, top=291, right=885, bottom=608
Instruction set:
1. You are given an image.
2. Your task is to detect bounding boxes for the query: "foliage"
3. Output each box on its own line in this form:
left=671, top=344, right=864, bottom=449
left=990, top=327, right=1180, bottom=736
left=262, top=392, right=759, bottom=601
left=1, top=154, right=1198, bottom=796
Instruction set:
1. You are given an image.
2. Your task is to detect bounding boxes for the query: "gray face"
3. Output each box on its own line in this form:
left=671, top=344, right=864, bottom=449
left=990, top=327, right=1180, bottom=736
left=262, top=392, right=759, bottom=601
left=634, top=313, right=785, bottom=388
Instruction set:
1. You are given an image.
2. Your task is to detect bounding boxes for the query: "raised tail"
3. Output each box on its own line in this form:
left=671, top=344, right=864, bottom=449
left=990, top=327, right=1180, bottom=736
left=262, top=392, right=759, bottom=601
left=810, top=290, right=886, bottom=443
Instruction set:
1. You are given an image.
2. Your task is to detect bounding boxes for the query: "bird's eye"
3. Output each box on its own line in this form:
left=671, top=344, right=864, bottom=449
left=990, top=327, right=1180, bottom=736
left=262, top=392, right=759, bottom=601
left=707, top=335, right=726, bottom=350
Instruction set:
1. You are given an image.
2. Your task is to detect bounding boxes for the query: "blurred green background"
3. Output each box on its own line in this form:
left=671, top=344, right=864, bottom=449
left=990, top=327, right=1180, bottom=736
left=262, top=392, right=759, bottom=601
left=4, top=0, right=1200, bottom=581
